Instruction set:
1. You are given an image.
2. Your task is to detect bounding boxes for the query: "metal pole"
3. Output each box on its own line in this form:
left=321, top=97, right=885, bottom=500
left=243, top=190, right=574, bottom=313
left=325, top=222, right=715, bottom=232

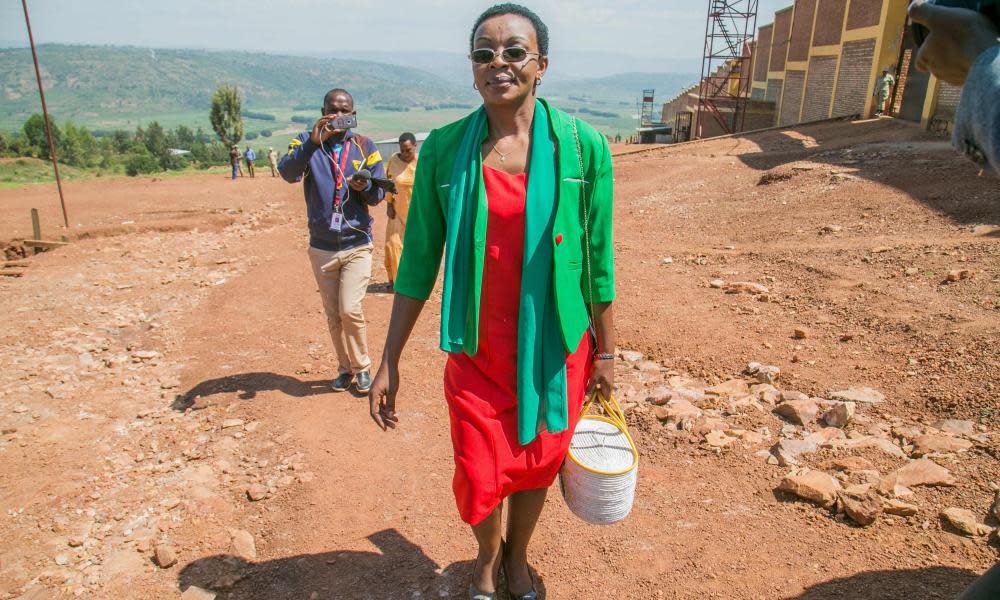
left=21, top=0, right=69, bottom=229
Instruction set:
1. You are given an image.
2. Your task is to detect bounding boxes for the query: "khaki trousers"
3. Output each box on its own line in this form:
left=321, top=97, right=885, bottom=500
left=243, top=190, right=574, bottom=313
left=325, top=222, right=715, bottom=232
left=308, top=244, right=373, bottom=374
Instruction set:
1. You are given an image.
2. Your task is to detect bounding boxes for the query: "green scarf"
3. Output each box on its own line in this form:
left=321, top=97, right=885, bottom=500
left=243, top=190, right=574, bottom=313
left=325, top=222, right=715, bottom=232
left=440, top=100, right=568, bottom=446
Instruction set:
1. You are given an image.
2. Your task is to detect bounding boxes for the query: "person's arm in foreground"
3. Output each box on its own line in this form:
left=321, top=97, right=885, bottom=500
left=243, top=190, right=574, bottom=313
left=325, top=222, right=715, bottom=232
left=909, top=0, right=1000, bottom=174
left=369, top=295, right=425, bottom=430
left=369, top=134, right=444, bottom=429
left=584, top=132, right=617, bottom=400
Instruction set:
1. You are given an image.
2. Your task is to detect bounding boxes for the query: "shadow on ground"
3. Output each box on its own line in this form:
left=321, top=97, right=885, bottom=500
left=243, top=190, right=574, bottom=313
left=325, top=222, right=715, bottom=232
left=784, top=565, right=984, bottom=600
left=178, top=528, right=547, bottom=600
left=722, top=119, right=1000, bottom=227
left=173, top=372, right=335, bottom=410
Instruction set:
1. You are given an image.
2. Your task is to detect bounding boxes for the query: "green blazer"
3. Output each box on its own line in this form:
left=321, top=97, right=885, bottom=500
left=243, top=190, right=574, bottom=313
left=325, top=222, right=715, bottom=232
left=394, top=99, right=615, bottom=352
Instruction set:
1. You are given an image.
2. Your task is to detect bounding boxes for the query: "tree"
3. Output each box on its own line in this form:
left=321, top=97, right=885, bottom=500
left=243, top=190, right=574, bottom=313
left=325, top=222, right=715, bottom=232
left=209, top=84, right=244, bottom=147
left=21, top=114, right=62, bottom=159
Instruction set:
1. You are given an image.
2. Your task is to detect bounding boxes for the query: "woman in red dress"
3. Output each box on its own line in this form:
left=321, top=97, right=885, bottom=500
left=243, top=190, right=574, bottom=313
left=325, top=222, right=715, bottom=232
left=369, top=4, right=616, bottom=599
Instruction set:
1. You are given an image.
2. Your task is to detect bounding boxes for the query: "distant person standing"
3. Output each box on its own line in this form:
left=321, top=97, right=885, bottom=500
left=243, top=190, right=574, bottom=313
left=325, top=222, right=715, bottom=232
left=278, top=88, right=386, bottom=394
left=383, top=132, right=418, bottom=289
left=267, top=147, right=279, bottom=177
left=245, top=146, right=256, bottom=178
left=230, top=144, right=243, bottom=179
left=874, top=68, right=896, bottom=116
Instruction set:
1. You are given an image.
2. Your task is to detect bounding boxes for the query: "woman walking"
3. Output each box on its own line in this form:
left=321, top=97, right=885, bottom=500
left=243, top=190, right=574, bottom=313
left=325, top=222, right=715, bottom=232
left=369, top=4, right=616, bottom=598
left=384, top=132, right=419, bottom=289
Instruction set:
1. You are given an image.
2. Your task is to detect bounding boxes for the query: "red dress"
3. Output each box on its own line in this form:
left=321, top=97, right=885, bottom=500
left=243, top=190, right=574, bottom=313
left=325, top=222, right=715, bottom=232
left=443, top=164, right=593, bottom=526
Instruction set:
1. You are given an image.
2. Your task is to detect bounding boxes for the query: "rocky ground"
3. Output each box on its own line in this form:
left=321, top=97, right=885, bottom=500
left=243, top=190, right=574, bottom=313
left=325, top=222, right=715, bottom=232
left=0, top=118, right=998, bottom=599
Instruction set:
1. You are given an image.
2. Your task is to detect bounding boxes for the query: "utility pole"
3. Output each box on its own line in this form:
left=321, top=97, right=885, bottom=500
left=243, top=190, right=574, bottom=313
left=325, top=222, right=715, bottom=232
left=21, top=0, right=70, bottom=229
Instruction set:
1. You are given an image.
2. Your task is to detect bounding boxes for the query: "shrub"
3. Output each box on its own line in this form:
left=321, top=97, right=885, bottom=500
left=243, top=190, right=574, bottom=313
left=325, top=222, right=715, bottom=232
left=125, top=152, right=159, bottom=176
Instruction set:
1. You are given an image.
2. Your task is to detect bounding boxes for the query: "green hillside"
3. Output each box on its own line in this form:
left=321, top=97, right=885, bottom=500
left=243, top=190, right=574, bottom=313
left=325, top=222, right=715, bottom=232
left=0, top=45, right=695, bottom=142
left=0, top=45, right=474, bottom=132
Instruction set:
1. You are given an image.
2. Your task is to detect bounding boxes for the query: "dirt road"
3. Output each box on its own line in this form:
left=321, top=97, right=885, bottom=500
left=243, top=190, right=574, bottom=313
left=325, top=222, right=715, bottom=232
left=1, top=119, right=998, bottom=599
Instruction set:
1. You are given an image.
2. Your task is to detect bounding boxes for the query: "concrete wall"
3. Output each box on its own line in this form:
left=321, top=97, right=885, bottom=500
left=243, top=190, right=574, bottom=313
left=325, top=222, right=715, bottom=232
left=766, top=79, right=785, bottom=104
left=755, top=24, right=774, bottom=82
left=788, top=0, right=818, bottom=62
left=847, top=0, right=884, bottom=29
left=832, top=37, right=877, bottom=116
left=813, top=0, right=848, bottom=46
left=803, top=55, right=839, bottom=121
left=771, top=8, right=794, bottom=72
left=780, top=71, right=807, bottom=125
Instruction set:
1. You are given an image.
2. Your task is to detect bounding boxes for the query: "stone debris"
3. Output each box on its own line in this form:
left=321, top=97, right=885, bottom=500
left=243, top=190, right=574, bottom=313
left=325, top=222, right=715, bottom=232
left=231, top=529, right=257, bottom=560
left=935, top=419, right=976, bottom=436
left=774, top=399, right=820, bottom=426
left=779, top=471, right=842, bottom=509
left=838, top=489, right=881, bottom=526
left=940, top=508, right=994, bottom=537
left=181, top=586, right=217, bottom=600
left=822, top=402, right=855, bottom=428
left=793, top=327, right=810, bottom=340
left=879, top=459, right=957, bottom=493
left=153, top=543, right=177, bottom=568
left=992, top=490, right=1000, bottom=523
left=829, top=387, right=885, bottom=404
left=910, top=434, right=973, bottom=457
left=883, top=498, right=919, bottom=517
left=725, top=281, right=770, bottom=295
left=945, top=269, right=973, bottom=283
left=246, top=484, right=268, bottom=502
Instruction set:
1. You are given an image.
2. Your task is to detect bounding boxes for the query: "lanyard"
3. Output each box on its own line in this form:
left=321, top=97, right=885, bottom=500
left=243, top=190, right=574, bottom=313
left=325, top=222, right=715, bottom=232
left=331, top=139, right=352, bottom=206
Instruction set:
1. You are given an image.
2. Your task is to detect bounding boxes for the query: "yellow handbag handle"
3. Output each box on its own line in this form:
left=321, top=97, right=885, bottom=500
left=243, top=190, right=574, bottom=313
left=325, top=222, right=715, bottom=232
left=581, top=389, right=628, bottom=431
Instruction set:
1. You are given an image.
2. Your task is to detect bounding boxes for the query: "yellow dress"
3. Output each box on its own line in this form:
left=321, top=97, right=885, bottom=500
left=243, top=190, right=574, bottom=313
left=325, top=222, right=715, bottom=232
left=384, top=152, right=417, bottom=282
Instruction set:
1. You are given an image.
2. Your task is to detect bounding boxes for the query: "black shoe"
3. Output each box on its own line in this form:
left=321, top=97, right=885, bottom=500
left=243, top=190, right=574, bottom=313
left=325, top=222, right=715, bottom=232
left=331, top=372, right=354, bottom=392
left=354, top=371, right=372, bottom=394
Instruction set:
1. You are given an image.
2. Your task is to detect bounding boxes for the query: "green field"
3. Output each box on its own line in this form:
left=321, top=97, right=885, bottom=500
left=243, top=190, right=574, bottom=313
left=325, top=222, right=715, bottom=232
left=0, top=157, right=229, bottom=189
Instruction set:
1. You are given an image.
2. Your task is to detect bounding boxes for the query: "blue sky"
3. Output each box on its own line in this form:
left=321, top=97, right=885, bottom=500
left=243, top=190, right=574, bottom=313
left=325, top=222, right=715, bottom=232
left=2, top=0, right=792, bottom=72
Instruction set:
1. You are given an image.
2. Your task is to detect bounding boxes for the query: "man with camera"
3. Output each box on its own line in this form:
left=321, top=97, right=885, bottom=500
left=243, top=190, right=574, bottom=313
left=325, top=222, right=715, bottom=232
left=909, top=0, right=1000, bottom=175
left=278, top=88, right=386, bottom=394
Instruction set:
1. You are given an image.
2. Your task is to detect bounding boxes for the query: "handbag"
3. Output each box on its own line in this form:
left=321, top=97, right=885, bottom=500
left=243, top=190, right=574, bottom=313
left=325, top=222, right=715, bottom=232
left=559, top=118, right=639, bottom=525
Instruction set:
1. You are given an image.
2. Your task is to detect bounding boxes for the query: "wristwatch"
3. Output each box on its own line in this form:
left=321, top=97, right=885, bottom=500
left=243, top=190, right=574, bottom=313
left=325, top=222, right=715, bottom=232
left=594, top=352, right=615, bottom=361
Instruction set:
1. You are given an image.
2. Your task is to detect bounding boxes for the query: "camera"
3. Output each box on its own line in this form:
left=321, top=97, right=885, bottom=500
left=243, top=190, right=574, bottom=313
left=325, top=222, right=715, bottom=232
left=326, top=114, right=358, bottom=131
left=911, top=0, right=1000, bottom=46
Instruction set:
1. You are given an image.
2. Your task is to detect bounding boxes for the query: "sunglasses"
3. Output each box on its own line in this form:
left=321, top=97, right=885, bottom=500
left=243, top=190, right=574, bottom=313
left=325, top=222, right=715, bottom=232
left=469, top=47, right=539, bottom=65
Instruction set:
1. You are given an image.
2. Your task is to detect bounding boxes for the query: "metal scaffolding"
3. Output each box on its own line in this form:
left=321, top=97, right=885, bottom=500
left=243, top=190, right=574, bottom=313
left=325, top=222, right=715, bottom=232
left=640, top=89, right=656, bottom=127
left=695, top=0, right=759, bottom=138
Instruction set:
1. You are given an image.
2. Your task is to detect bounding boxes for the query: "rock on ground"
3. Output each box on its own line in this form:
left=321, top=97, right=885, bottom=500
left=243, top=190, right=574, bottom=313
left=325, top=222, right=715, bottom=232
left=153, top=543, right=177, bottom=568
left=181, top=587, right=217, bottom=600
left=231, top=529, right=257, bottom=560
left=778, top=471, right=842, bottom=509
left=839, top=490, right=881, bottom=526
left=911, top=434, right=973, bottom=457
left=830, top=387, right=885, bottom=404
left=774, top=399, right=820, bottom=426
left=940, top=508, right=994, bottom=537
left=879, top=459, right=957, bottom=494
left=822, top=402, right=855, bottom=428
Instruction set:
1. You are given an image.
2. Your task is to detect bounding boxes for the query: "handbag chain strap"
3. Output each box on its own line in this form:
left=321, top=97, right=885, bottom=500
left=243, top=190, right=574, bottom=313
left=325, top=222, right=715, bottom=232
left=571, top=117, right=597, bottom=331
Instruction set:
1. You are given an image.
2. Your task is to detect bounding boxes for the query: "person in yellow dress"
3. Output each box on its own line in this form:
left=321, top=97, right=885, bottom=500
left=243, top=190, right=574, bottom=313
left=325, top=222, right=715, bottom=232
left=383, top=132, right=419, bottom=289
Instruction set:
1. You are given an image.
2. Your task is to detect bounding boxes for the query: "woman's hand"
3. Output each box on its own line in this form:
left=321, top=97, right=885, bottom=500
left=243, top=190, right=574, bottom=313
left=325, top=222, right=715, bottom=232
left=369, top=361, right=400, bottom=431
left=387, top=203, right=397, bottom=220
left=910, top=0, right=1000, bottom=85
left=586, top=356, right=614, bottom=400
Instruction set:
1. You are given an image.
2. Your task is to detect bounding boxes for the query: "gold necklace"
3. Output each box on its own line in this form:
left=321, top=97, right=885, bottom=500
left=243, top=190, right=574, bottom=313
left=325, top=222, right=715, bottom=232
left=491, top=137, right=511, bottom=163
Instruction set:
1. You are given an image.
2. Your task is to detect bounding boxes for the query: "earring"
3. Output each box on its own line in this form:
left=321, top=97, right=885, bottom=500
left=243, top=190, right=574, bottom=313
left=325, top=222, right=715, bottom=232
left=536, top=78, right=543, bottom=86
left=473, top=82, right=479, bottom=90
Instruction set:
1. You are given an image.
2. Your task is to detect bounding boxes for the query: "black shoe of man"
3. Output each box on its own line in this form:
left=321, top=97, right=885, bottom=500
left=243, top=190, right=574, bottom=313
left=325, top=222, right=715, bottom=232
left=354, top=371, right=372, bottom=394
left=331, top=372, right=354, bottom=392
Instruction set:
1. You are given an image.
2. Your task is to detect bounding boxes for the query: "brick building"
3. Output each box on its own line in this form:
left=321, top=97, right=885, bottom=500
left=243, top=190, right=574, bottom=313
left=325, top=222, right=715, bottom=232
left=749, top=0, right=963, bottom=132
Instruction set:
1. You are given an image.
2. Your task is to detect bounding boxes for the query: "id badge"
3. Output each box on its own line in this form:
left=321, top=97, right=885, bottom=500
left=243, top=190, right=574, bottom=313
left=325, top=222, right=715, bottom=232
left=330, top=212, right=344, bottom=230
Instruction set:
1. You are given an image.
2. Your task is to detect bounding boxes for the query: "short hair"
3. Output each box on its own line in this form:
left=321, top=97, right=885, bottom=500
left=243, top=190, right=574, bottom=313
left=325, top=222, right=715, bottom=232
left=399, top=132, right=417, bottom=145
left=323, top=88, right=354, bottom=107
left=470, top=3, right=549, bottom=57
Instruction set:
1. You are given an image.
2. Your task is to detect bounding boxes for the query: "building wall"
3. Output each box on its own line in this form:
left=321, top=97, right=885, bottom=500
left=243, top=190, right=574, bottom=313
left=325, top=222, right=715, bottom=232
left=803, top=55, right=839, bottom=121
left=780, top=70, right=807, bottom=125
left=934, top=82, right=963, bottom=120
left=813, top=0, right=848, bottom=46
left=755, top=24, right=774, bottom=82
left=832, top=37, right=877, bottom=117
left=771, top=8, right=794, bottom=72
left=788, top=0, right=818, bottom=62
left=751, top=88, right=766, bottom=100
left=846, top=0, right=884, bottom=30
left=766, top=78, right=785, bottom=104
